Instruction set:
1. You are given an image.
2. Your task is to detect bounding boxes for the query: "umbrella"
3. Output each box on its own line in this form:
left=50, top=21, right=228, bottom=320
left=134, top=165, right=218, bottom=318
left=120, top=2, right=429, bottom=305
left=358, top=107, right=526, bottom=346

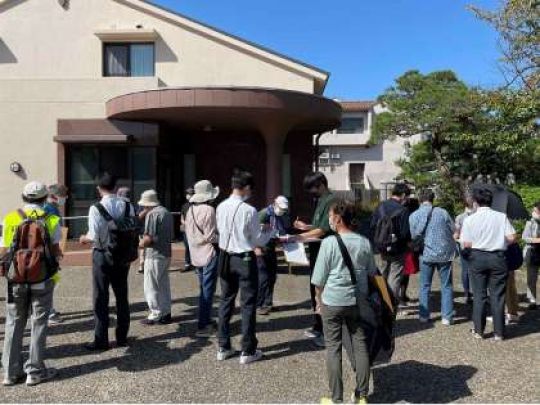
left=471, top=183, right=529, bottom=220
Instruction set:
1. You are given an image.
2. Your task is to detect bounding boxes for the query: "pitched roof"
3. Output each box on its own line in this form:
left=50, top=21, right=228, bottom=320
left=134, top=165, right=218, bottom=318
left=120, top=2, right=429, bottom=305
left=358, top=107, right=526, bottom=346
left=0, top=0, right=331, bottom=94
left=340, top=101, right=376, bottom=112
left=130, top=0, right=330, bottom=93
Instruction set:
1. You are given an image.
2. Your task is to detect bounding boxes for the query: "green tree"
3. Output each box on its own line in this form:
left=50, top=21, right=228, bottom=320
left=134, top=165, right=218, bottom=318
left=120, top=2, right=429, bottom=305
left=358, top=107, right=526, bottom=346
left=469, top=0, right=539, bottom=91
left=372, top=70, right=537, bottom=210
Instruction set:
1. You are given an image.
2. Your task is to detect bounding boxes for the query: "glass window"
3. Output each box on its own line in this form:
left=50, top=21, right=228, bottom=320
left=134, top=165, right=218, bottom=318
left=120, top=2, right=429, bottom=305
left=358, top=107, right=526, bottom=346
left=103, top=43, right=154, bottom=77
left=104, top=45, right=129, bottom=77
left=70, top=147, right=99, bottom=200
left=133, top=148, right=156, bottom=202
left=131, top=44, right=155, bottom=77
left=337, top=118, right=364, bottom=134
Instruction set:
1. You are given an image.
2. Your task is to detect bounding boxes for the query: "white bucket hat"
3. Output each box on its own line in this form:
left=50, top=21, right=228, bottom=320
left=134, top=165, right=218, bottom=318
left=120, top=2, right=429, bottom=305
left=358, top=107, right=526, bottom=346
left=190, top=180, right=220, bottom=204
left=23, top=181, right=48, bottom=199
left=138, top=189, right=160, bottom=207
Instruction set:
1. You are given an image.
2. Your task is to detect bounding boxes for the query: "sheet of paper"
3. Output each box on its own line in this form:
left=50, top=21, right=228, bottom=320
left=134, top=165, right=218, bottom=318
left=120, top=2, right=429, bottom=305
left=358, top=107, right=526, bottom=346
left=282, top=242, right=309, bottom=265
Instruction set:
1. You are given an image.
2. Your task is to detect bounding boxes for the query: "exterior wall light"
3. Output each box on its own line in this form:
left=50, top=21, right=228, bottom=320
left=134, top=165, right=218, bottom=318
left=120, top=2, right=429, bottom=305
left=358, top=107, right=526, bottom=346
left=10, top=162, right=22, bottom=173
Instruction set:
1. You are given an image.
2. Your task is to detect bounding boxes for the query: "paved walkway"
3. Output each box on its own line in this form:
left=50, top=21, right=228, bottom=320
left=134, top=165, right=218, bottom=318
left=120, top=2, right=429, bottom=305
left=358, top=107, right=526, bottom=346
left=0, top=265, right=538, bottom=403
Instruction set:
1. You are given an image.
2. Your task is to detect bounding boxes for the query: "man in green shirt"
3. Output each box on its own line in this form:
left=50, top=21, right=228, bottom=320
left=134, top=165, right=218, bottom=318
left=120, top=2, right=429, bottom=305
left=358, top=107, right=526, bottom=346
left=293, top=172, right=335, bottom=346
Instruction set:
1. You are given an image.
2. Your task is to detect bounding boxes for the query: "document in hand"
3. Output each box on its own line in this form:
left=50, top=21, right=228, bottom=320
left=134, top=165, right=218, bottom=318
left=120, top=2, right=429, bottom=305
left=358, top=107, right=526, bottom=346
left=282, top=242, right=309, bottom=265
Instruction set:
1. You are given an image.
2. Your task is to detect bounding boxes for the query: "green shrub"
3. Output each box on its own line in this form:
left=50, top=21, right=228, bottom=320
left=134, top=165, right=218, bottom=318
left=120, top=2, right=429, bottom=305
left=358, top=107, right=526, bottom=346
left=512, top=184, right=540, bottom=211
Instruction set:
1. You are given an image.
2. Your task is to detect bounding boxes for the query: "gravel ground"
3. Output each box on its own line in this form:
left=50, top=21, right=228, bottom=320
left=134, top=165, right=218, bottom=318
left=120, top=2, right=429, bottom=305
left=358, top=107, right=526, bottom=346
left=0, top=264, right=538, bottom=403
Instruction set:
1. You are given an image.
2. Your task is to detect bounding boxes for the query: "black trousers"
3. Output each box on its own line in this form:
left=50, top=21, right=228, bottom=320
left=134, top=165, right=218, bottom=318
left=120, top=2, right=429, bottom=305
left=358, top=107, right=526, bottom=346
left=257, top=247, right=278, bottom=308
left=218, top=252, right=258, bottom=354
left=469, top=250, right=508, bottom=337
left=92, top=250, right=131, bottom=346
left=309, top=243, right=324, bottom=333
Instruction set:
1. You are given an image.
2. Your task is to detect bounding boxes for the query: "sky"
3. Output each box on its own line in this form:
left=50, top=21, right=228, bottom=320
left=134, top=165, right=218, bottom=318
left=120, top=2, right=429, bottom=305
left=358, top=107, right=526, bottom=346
left=153, top=0, right=503, bottom=101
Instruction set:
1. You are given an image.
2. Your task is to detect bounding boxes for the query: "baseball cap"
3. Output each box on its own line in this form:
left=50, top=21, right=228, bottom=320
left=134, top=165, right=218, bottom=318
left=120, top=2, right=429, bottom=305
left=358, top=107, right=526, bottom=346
left=274, top=196, right=289, bottom=211
left=23, top=181, right=48, bottom=199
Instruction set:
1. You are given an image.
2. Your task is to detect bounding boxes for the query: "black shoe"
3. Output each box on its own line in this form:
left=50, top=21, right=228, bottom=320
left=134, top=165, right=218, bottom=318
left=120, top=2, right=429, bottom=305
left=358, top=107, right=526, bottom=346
left=528, top=303, right=538, bottom=310
left=84, top=342, right=110, bottom=352
left=116, top=340, right=129, bottom=348
left=158, top=314, right=172, bottom=324
left=180, top=265, right=193, bottom=273
left=140, top=318, right=157, bottom=326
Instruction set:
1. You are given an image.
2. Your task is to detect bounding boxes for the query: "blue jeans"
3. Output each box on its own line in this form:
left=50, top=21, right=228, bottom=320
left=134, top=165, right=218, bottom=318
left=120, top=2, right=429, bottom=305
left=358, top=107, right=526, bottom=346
left=419, top=259, right=454, bottom=321
left=197, top=254, right=218, bottom=329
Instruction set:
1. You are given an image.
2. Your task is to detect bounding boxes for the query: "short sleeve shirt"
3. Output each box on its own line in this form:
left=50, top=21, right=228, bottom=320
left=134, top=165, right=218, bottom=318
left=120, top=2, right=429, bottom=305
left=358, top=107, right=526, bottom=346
left=312, top=192, right=335, bottom=237
left=461, top=207, right=516, bottom=251
left=311, top=233, right=378, bottom=307
left=144, top=206, right=173, bottom=258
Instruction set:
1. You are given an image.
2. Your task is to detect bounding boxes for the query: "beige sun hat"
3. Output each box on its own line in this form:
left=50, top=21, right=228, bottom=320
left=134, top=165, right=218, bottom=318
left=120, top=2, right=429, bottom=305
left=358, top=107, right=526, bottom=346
left=190, top=180, right=220, bottom=203
left=138, top=189, right=160, bottom=207
left=23, top=181, right=48, bottom=199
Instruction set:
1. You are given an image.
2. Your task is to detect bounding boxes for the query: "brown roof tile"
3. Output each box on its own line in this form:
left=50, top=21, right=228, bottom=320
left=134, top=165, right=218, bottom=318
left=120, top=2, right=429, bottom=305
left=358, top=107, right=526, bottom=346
left=339, top=101, right=376, bottom=112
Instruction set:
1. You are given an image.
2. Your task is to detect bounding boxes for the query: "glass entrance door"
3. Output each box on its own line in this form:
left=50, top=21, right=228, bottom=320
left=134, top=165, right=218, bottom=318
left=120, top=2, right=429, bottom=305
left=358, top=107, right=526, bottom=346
left=67, top=145, right=156, bottom=236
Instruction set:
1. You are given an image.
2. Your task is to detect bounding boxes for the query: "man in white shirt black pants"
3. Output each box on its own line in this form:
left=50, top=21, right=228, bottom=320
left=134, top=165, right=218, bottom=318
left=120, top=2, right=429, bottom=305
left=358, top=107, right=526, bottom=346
left=216, top=171, right=266, bottom=365
left=80, top=174, right=134, bottom=350
left=461, top=187, right=517, bottom=341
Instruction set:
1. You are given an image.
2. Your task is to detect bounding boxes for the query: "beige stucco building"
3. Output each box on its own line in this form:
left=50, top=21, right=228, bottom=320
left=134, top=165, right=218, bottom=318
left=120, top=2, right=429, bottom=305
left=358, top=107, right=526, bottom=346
left=318, top=101, right=412, bottom=199
left=0, top=0, right=341, bottom=231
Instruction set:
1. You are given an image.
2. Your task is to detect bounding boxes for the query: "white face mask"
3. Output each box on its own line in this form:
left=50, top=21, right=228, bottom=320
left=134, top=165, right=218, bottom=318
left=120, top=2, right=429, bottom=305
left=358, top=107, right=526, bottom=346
left=329, top=216, right=337, bottom=232
left=274, top=206, right=285, bottom=217
left=57, top=197, right=67, bottom=207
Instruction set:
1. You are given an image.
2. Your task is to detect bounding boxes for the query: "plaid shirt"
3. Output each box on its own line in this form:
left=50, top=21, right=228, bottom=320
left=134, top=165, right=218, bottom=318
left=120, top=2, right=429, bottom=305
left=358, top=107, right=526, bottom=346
left=409, top=203, right=456, bottom=263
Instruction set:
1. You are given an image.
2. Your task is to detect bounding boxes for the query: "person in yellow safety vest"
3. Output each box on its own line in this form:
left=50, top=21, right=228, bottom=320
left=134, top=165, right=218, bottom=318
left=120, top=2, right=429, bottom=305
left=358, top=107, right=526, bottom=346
left=0, top=181, right=62, bottom=387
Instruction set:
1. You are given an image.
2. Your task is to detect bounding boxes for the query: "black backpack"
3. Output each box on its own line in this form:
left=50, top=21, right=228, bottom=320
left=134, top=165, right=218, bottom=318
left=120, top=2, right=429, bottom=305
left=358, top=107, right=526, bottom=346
left=95, top=202, right=140, bottom=266
left=374, top=207, right=406, bottom=255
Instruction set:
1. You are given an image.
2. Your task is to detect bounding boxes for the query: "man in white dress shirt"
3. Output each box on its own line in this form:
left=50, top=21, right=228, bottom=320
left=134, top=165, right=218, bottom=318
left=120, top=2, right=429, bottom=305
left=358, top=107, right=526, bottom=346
left=461, top=187, right=516, bottom=341
left=79, top=173, right=134, bottom=351
left=216, top=170, right=266, bottom=365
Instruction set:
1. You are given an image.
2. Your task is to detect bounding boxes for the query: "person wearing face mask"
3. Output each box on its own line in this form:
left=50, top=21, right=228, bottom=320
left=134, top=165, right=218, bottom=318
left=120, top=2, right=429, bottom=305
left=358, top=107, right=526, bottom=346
left=312, top=199, right=377, bottom=404
left=454, top=194, right=477, bottom=304
left=44, top=184, right=68, bottom=218
left=522, top=201, right=540, bottom=310
left=293, top=172, right=335, bottom=348
left=215, top=170, right=268, bottom=365
left=256, top=196, right=291, bottom=315
left=44, top=184, right=69, bottom=326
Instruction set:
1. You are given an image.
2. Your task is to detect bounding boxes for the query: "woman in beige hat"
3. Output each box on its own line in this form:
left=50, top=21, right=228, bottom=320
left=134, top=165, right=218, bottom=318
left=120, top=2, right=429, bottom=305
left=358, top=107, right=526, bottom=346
left=184, top=180, right=220, bottom=337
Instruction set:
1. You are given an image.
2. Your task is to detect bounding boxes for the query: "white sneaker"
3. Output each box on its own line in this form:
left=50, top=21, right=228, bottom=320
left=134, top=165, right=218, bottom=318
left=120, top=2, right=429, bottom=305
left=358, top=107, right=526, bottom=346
left=486, top=316, right=493, bottom=323
left=441, top=318, right=453, bottom=326
left=239, top=350, right=263, bottom=365
left=304, top=328, right=322, bottom=338
left=216, top=347, right=236, bottom=361
left=26, top=369, right=57, bottom=386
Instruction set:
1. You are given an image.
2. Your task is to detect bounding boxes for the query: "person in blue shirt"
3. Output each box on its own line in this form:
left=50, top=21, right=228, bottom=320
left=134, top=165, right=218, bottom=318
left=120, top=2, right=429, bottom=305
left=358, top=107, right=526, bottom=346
left=43, top=184, right=68, bottom=219
left=409, top=189, right=456, bottom=325
left=43, top=184, right=69, bottom=326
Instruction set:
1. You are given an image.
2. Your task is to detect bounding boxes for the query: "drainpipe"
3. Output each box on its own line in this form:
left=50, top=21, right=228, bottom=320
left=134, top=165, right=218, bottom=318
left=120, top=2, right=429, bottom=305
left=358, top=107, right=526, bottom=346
left=314, top=133, right=323, bottom=171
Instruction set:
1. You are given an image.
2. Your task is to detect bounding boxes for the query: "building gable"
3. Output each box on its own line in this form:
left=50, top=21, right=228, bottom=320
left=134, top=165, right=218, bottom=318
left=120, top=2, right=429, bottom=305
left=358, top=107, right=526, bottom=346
left=0, top=0, right=328, bottom=93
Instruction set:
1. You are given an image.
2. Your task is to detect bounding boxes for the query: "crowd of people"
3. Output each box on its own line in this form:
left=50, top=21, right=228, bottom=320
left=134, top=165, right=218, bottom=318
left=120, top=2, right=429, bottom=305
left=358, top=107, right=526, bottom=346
left=0, top=170, right=538, bottom=404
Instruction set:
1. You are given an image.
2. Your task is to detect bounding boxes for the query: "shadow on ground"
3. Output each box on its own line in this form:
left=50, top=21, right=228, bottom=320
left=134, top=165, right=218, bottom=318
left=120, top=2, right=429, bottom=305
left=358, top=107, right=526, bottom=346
left=370, top=360, right=477, bottom=403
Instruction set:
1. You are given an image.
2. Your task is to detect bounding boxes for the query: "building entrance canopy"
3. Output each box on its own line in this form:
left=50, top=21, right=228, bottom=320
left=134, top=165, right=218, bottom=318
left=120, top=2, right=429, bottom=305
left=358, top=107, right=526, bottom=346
left=106, top=87, right=342, bottom=133
left=105, top=87, right=342, bottom=202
